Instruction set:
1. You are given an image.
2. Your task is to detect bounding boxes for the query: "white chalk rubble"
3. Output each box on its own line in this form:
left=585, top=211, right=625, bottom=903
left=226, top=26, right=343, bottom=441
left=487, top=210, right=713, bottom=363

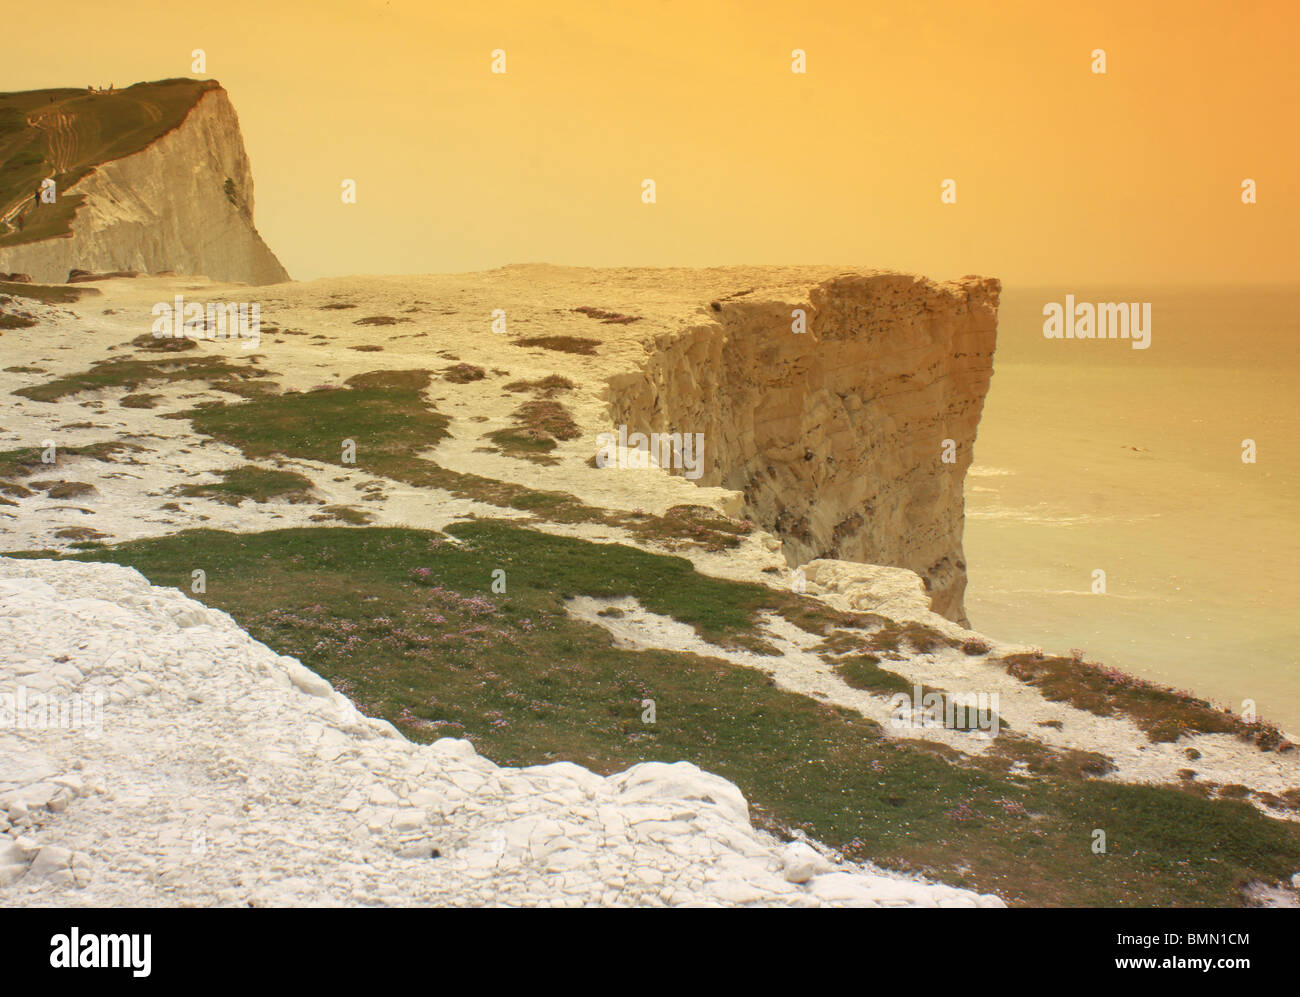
left=0, top=557, right=1004, bottom=908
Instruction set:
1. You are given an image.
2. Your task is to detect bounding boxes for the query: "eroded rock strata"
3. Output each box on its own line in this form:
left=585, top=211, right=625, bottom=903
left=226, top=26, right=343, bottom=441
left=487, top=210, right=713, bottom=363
left=608, top=271, right=999, bottom=623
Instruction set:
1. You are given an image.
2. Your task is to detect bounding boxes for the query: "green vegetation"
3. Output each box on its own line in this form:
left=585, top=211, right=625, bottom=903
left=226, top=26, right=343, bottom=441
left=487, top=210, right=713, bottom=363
left=484, top=428, right=559, bottom=462
left=28, top=479, right=96, bottom=499
left=119, top=393, right=163, bottom=409
left=0, top=441, right=139, bottom=496
left=621, top=504, right=752, bottom=553
left=832, top=653, right=912, bottom=696
left=185, top=370, right=450, bottom=468
left=442, top=363, right=486, bottom=383
left=19, top=521, right=1300, bottom=907
left=484, top=398, right=581, bottom=464
left=342, top=368, right=430, bottom=392
left=996, top=653, right=1287, bottom=748
left=52, top=526, right=105, bottom=542
left=0, top=79, right=217, bottom=247
left=504, top=374, right=574, bottom=397
left=179, top=369, right=753, bottom=553
left=129, top=332, right=197, bottom=353
left=177, top=465, right=316, bottom=505
left=310, top=504, right=374, bottom=525
left=13, top=354, right=275, bottom=403
left=513, top=400, right=579, bottom=441
left=573, top=306, right=641, bottom=324
left=512, top=335, right=600, bottom=355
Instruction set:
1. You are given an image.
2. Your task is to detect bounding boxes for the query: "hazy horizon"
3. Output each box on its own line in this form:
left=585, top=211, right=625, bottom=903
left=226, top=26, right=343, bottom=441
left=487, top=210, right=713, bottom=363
left=3, top=0, right=1296, bottom=284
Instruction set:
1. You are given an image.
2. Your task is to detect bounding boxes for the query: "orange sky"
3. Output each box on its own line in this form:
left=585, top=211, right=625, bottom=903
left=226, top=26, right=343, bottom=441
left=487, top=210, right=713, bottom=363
left=3, top=0, right=1296, bottom=282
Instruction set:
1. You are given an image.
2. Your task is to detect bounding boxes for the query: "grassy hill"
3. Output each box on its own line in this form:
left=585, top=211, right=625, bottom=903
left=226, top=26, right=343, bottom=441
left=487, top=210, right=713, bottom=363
left=0, top=78, right=217, bottom=249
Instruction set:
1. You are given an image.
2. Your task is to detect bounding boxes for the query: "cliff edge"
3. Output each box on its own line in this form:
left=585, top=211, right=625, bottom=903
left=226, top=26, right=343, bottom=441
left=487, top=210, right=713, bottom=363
left=607, top=271, right=999, bottom=624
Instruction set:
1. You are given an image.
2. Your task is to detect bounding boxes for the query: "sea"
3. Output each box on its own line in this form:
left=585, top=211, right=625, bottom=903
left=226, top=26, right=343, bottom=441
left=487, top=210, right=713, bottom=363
left=964, top=283, right=1300, bottom=733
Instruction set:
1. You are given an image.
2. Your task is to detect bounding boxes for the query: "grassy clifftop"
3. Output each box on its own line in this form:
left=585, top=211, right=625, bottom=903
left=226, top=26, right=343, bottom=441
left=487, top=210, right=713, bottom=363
left=0, top=78, right=218, bottom=249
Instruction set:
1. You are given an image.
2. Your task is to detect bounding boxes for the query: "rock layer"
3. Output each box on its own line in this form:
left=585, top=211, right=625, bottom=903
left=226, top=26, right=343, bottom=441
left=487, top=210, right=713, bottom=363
left=0, top=88, right=288, bottom=285
left=607, top=271, right=1000, bottom=623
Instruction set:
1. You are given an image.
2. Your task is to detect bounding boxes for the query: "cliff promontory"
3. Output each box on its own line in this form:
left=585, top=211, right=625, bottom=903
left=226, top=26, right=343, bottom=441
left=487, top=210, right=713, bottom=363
left=607, top=271, right=999, bottom=623
left=0, top=80, right=287, bottom=285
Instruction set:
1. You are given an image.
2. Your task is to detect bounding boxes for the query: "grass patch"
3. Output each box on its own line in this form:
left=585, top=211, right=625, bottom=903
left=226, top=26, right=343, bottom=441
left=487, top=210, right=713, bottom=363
left=180, top=373, right=753, bottom=553
left=515, top=400, right=579, bottom=441
left=343, top=369, right=431, bottom=391
left=29, top=479, right=96, bottom=499
left=573, top=306, right=641, bottom=324
left=833, top=653, right=913, bottom=696
left=484, top=428, right=558, bottom=461
left=442, top=363, right=485, bottom=384
left=620, top=504, right=753, bottom=553
left=177, top=466, right=316, bottom=505
left=52, top=526, right=105, bottom=541
left=0, top=441, right=139, bottom=493
left=119, top=393, right=163, bottom=409
left=21, top=522, right=1300, bottom=908
left=512, top=335, right=600, bottom=356
left=504, top=374, right=574, bottom=397
left=129, top=332, right=197, bottom=353
left=13, top=355, right=275, bottom=403
left=310, top=504, right=374, bottom=525
left=997, top=653, right=1287, bottom=748
left=813, top=618, right=962, bottom=659
left=483, top=399, right=580, bottom=464
left=185, top=372, right=451, bottom=468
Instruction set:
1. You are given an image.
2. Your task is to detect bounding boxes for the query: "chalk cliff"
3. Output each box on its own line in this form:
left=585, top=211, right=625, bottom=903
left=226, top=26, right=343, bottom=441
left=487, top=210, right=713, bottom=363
left=5, top=271, right=1296, bottom=909
left=0, top=88, right=287, bottom=285
left=607, top=272, right=999, bottom=623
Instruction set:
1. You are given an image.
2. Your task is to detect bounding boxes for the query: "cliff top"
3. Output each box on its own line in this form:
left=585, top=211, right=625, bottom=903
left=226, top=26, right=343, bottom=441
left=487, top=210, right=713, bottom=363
left=0, top=78, right=219, bottom=249
left=0, top=270, right=1296, bottom=905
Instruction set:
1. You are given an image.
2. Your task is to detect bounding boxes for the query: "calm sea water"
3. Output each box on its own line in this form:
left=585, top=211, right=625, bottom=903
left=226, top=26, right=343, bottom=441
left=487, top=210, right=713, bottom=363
left=964, top=284, right=1300, bottom=732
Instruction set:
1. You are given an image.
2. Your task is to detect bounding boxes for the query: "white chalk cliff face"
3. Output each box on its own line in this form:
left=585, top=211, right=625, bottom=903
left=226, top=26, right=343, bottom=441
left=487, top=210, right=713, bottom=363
left=0, top=89, right=288, bottom=286
left=608, top=272, right=999, bottom=624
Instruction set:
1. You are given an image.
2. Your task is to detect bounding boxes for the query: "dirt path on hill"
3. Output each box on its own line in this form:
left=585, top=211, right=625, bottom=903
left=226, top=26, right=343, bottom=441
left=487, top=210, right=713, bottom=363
left=0, top=106, right=80, bottom=233
left=30, top=107, right=79, bottom=174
